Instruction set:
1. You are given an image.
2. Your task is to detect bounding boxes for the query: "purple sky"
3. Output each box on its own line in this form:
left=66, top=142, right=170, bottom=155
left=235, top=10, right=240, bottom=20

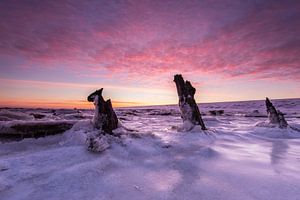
left=0, top=0, right=300, bottom=108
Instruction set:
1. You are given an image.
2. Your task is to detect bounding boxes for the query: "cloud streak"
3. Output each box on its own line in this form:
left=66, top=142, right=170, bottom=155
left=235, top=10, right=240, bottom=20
left=1, top=1, right=299, bottom=80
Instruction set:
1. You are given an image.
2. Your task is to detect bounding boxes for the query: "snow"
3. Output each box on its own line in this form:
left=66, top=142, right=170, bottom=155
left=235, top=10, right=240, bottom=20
left=1, top=99, right=300, bottom=200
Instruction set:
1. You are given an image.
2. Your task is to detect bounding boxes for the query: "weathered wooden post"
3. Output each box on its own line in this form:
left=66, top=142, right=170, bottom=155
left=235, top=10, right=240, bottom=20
left=265, top=97, right=288, bottom=128
left=174, top=74, right=206, bottom=130
left=86, top=88, right=119, bottom=152
left=87, top=88, right=119, bottom=134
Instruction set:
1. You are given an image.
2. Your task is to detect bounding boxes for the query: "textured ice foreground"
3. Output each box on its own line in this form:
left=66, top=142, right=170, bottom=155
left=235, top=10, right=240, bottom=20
left=1, top=99, right=300, bottom=200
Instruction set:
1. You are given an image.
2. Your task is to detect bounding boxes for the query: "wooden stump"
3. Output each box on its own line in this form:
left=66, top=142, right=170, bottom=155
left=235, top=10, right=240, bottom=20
left=266, top=97, right=288, bottom=128
left=174, top=74, right=206, bottom=130
left=87, top=88, right=118, bottom=134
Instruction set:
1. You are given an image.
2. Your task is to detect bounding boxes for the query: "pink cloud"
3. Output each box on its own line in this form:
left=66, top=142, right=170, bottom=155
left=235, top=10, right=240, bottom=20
left=0, top=0, right=300, bottom=82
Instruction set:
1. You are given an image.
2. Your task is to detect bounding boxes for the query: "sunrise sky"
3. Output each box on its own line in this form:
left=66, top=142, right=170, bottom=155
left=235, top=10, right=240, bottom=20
left=0, top=0, right=299, bottom=108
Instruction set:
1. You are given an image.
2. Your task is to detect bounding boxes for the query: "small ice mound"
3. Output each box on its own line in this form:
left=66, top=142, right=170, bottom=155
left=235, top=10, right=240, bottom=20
left=62, top=129, right=89, bottom=145
left=177, top=120, right=195, bottom=132
left=177, top=120, right=214, bottom=136
left=255, top=121, right=294, bottom=130
left=61, top=120, right=94, bottom=145
left=70, top=119, right=94, bottom=132
left=61, top=120, right=127, bottom=152
left=85, top=134, right=110, bottom=152
left=115, top=126, right=155, bottom=140
left=189, top=125, right=206, bottom=133
left=113, top=127, right=127, bottom=135
left=0, top=109, right=34, bottom=121
left=167, top=129, right=215, bottom=149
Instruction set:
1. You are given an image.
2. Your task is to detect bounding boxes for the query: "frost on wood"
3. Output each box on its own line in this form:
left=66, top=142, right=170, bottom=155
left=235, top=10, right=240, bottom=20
left=85, top=134, right=110, bottom=152
left=174, top=74, right=206, bottom=130
left=266, top=97, right=288, bottom=128
left=87, top=88, right=119, bottom=134
left=86, top=88, right=119, bottom=153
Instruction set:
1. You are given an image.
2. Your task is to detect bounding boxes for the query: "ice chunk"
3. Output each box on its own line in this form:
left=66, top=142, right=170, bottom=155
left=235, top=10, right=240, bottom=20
left=85, top=134, right=110, bottom=152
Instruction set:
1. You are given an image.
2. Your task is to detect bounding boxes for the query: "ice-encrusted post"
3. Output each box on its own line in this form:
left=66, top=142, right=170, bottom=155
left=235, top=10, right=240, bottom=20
left=266, top=97, right=288, bottom=128
left=87, top=88, right=119, bottom=133
left=174, top=74, right=206, bottom=130
left=86, top=88, right=118, bottom=152
left=86, top=88, right=119, bottom=152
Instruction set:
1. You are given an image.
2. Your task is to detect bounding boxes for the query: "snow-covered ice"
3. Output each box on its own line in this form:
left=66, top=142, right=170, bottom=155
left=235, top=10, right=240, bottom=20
left=1, top=99, right=300, bottom=200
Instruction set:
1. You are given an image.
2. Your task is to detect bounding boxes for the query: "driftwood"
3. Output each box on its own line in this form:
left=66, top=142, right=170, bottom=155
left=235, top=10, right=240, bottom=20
left=266, top=97, right=288, bottom=128
left=174, top=74, right=206, bottom=130
left=87, top=88, right=118, bottom=134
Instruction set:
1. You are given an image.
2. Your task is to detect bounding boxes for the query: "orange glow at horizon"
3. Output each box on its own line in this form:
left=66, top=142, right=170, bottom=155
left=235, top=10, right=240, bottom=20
left=0, top=99, right=147, bottom=109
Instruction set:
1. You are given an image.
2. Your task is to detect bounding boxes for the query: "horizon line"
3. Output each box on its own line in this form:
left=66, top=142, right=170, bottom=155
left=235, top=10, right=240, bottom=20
left=1, top=97, right=299, bottom=110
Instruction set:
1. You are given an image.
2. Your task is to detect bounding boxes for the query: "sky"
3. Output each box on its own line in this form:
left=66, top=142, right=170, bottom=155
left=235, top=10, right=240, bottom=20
left=0, top=0, right=300, bottom=108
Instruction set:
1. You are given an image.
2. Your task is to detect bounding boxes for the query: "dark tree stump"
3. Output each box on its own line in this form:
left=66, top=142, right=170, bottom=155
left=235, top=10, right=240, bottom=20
left=266, top=97, right=288, bottom=128
left=174, top=74, right=206, bottom=130
left=87, top=89, right=119, bottom=134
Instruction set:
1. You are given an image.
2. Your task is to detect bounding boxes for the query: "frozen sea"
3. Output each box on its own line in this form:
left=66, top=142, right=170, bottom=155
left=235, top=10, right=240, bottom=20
left=1, top=98, right=300, bottom=200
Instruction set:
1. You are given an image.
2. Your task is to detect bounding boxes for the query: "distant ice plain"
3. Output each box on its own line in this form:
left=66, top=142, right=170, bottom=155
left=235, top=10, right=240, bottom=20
left=1, top=98, right=300, bottom=200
